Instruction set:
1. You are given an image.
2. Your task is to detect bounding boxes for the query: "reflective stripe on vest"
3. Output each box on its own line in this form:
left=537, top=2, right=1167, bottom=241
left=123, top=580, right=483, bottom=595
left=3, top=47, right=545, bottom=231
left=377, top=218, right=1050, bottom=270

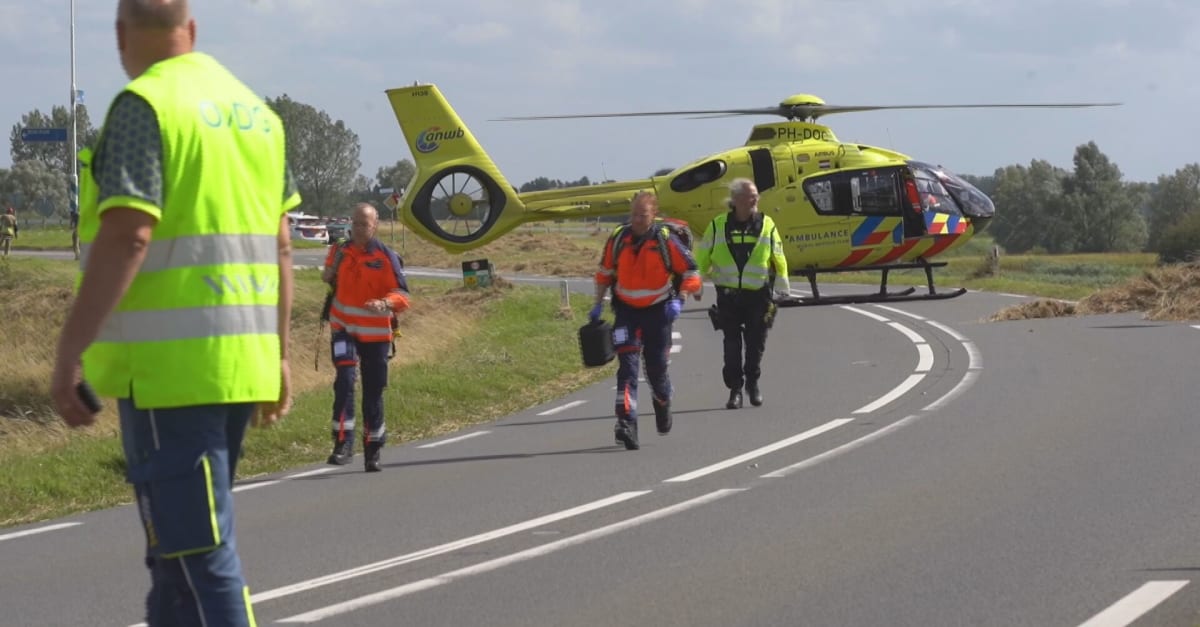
left=97, top=304, right=277, bottom=343
left=80, top=233, right=277, bottom=273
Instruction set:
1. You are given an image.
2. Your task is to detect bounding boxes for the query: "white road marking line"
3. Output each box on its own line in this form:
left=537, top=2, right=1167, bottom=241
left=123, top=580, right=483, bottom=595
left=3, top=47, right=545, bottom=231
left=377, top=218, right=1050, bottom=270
left=925, top=319, right=967, bottom=342
left=233, top=480, right=280, bottom=493
left=416, top=431, right=492, bottom=448
left=922, top=370, right=981, bottom=412
left=1077, top=580, right=1188, bottom=627
left=672, top=331, right=681, bottom=339
left=1191, top=325, right=1200, bottom=331
left=888, top=321, right=926, bottom=344
left=252, top=491, right=650, bottom=604
left=664, top=419, right=854, bottom=483
left=853, top=374, right=925, bottom=414
left=287, top=468, right=337, bottom=479
left=841, top=305, right=891, bottom=322
left=875, top=305, right=926, bottom=321
left=670, top=344, right=682, bottom=354
left=233, top=467, right=336, bottom=493
left=277, top=490, right=744, bottom=623
left=916, top=343, right=934, bottom=373
left=536, top=400, right=587, bottom=416
left=0, top=522, right=81, bottom=543
left=762, top=415, right=920, bottom=478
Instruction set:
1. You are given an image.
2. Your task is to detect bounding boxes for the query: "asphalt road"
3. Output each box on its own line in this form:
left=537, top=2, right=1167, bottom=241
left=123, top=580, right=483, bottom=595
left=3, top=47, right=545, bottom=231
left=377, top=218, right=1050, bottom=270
left=4, top=257, right=1200, bottom=626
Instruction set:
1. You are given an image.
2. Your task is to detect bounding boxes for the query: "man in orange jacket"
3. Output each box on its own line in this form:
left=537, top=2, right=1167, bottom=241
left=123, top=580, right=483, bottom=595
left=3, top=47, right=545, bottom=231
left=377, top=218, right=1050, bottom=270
left=322, top=203, right=410, bottom=472
left=592, top=191, right=701, bottom=450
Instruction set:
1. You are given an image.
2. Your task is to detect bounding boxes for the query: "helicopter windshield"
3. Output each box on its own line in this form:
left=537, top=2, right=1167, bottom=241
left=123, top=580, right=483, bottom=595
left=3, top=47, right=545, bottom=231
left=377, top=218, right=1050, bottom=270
left=907, top=161, right=995, bottom=219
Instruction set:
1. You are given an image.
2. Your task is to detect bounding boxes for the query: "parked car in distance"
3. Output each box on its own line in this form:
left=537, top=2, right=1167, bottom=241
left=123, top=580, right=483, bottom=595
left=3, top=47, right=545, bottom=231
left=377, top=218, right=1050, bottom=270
left=287, top=212, right=329, bottom=243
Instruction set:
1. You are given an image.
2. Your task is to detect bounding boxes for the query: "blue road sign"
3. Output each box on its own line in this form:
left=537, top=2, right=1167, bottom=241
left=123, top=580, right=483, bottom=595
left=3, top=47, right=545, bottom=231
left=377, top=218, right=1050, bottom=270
left=21, top=128, right=68, bottom=142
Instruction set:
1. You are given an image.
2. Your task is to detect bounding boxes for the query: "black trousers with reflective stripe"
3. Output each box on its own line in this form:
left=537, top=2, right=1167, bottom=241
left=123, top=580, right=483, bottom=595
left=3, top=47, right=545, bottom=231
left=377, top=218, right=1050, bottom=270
left=716, top=287, right=771, bottom=390
left=331, top=337, right=390, bottom=445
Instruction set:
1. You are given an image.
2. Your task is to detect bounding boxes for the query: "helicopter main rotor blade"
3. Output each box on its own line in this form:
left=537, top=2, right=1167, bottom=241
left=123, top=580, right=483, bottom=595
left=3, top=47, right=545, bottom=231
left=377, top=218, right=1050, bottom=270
left=492, top=102, right=1121, bottom=122
left=489, top=107, right=779, bottom=121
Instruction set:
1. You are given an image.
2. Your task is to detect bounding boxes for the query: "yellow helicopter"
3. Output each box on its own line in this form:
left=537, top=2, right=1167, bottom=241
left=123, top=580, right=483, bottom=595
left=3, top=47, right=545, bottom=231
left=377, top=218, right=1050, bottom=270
left=384, top=84, right=1117, bottom=305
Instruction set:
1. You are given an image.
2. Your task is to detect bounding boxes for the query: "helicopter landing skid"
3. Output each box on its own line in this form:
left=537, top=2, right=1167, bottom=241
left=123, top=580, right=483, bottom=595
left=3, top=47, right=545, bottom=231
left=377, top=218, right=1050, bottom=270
left=777, top=260, right=968, bottom=307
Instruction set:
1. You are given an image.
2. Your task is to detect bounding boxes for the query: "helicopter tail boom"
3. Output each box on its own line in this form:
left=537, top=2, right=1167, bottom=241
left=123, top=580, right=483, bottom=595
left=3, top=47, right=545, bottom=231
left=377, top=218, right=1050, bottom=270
left=385, top=84, right=528, bottom=252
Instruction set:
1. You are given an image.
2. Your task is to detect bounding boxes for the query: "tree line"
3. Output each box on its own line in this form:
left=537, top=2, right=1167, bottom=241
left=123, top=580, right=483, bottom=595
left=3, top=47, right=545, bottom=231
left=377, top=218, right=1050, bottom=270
left=4, top=97, right=1200, bottom=261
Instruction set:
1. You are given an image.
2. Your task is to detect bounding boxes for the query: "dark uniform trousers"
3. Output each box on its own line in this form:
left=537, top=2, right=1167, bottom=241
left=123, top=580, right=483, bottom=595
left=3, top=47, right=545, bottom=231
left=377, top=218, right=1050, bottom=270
left=331, top=331, right=391, bottom=445
left=612, top=299, right=673, bottom=423
left=716, top=286, right=772, bottom=390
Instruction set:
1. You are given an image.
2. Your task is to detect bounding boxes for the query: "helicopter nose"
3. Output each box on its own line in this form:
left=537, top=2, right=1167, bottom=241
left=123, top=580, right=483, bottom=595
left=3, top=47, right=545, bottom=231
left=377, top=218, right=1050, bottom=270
left=907, top=161, right=995, bottom=219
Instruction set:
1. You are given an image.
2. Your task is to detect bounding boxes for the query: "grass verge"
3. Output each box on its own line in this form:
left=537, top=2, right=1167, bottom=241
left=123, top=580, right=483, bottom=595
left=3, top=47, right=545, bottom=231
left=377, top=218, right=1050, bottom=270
left=0, top=258, right=612, bottom=527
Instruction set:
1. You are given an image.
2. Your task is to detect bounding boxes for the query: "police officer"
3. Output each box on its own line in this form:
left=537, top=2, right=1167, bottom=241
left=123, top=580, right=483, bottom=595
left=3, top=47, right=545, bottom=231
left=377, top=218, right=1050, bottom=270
left=592, top=191, right=701, bottom=449
left=50, top=1, right=298, bottom=624
left=322, top=202, right=410, bottom=472
left=695, top=178, right=790, bottom=409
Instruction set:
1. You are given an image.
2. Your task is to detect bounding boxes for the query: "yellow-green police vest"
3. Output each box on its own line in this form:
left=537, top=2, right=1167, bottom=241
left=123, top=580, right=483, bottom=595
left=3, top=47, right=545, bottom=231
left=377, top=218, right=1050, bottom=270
left=79, top=52, right=293, bottom=408
left=696, top=212, right=782, bottom=290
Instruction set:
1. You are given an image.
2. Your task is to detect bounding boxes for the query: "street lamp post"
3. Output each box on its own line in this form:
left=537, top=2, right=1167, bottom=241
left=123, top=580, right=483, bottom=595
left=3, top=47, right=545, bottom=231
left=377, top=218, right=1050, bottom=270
left=69, top=0, right=78, bottom=218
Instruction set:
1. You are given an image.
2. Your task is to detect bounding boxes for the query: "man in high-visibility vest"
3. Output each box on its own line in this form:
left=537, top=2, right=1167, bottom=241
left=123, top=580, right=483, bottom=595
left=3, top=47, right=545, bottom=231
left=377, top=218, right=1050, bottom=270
left=592, top=191, right=701, bottom=450
left=695, top=178, right=790, bottom=409
left=322, top=202, right=410, bottom=471
left=50, top=2, right=297, bottom=624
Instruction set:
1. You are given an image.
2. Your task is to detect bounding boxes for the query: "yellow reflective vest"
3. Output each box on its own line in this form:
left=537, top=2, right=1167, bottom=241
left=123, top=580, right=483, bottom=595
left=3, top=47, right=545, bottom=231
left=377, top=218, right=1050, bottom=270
left=79, top=52, right=301, bottom=408
left=694, top=212, right=789, bottom=291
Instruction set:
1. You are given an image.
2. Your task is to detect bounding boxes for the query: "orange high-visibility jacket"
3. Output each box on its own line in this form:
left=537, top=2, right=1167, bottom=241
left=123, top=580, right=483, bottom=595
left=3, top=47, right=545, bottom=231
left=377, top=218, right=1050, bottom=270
left=324, top=239, right=410, bottom=342
left=595, top=226, right=701, bottom=308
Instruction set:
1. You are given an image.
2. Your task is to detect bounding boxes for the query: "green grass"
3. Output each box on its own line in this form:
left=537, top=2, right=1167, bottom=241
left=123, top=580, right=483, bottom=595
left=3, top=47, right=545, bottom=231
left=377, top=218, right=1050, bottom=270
left=8, top=226, right=327, bottom=251
left=0, top=258, right=611, bottom=528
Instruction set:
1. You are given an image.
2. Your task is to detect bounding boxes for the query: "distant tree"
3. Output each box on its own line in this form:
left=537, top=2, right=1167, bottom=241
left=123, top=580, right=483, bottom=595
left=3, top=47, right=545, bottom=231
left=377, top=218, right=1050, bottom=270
left=375, top=159, right=415, bottom=194
left=1156, top=209, right=1200, bottom=263
left=1145, top=164, right=1200, bottom=251
left=519, top=176, right=559, bottom=192
left=1060, top=142, right=1146, bottom=252
left=8, top=105, right=100, bottom=173
left=4, top=160, right=69, bottom=218
left=265, top=94, right=361, bottom=216
left=987, top=160, right=1069, bottom=253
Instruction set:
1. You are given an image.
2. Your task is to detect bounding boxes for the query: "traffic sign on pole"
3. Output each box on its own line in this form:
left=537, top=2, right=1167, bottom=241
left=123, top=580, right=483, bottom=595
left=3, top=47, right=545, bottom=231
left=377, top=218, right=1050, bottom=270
left=21, top=128, right=68, bottom=142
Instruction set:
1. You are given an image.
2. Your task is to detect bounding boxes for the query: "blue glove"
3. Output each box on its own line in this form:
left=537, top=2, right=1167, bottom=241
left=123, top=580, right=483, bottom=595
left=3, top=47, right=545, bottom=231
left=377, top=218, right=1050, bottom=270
left=589, top=302, right=604, bottom=322
left=666, top=298, right=682, bottom=322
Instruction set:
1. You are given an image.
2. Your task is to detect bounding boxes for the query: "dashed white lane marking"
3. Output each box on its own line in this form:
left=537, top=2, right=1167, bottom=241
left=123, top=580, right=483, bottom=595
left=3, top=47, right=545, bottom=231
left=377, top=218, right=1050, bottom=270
left=253, top=491, right=650, bottom=604
left=670, top=344, right=682, bottom=354
left=1191, top=325, right=1200, bottom=331
left=663, top=419, right=854, bottom=483
left=277, top=489, right=744, bottom=624
left=672, top=331, right=681, bottom=339
left=841, top=305, right=890, bottom=323
left=875, top=305, right=925, bottom=321
left=0, top=522, right=81, bottom=543
left=416, top=431, right=492, bottom=448
left=916, top=343, right=934, bottom=372
left=1077, top=580, right=1188, bottom=627
left=536, top=400, right=587, bottom=416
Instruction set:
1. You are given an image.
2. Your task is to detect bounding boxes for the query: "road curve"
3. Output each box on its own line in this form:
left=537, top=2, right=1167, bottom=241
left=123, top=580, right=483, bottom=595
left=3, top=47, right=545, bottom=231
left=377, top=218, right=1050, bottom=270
left=3, top=266, right=1200, bottom=626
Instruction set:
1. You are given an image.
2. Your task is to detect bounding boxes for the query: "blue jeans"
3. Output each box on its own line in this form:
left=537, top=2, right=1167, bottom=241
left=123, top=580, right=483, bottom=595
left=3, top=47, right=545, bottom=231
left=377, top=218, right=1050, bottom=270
left=119, top=399, right=258, bottom=627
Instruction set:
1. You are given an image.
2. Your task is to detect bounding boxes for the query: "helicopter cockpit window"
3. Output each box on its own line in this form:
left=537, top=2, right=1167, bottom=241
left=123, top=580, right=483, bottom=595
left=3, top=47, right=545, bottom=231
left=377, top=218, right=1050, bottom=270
left=908, top=161, right=995, bottom=218
left=803, top=167, right=904, bottom=216
left=669, top=160, right=727, bottom=193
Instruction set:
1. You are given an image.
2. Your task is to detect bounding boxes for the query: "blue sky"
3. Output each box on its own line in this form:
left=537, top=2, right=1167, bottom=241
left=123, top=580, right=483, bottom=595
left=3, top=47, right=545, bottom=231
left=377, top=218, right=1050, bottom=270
left=1, top=0, right=1195, bottom=186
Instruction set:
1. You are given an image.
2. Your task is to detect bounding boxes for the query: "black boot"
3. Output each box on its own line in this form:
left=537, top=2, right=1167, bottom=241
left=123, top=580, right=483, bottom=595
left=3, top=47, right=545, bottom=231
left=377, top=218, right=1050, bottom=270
left=652, top=398, right=672, bottom=435
left=326, top=436, right=354, bottom=465
left=614, top=418, right=640, bottom=450
left=364, top=442, right=382, bottom=472
left=746, top=382, right=763, bottom=407
left=726, top=388, right=743, bottom=410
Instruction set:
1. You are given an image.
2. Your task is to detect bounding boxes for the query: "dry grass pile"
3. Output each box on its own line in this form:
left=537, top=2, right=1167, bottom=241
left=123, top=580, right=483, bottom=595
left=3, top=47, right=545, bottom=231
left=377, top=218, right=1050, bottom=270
left=989, top=262, right=1200, bottom=322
